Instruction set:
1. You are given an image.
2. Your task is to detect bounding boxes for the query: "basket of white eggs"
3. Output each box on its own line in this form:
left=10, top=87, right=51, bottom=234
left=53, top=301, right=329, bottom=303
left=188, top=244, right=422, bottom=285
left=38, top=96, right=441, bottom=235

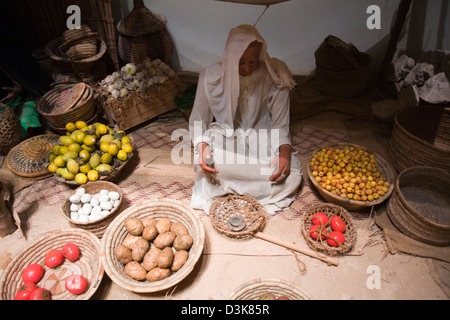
left=61, top=181, right=124, bottom=238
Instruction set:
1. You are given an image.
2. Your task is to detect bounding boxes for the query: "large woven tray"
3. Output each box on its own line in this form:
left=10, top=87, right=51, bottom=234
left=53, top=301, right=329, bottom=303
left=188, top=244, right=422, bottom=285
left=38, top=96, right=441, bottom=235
left=229, top=278, right=313, bottom=300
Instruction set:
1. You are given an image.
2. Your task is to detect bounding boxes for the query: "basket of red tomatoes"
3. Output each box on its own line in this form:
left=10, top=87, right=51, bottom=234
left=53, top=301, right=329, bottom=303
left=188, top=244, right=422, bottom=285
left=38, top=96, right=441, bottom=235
left=0, top=228, right=103, bottom=300
left=300, top=203, right=357, bottom=254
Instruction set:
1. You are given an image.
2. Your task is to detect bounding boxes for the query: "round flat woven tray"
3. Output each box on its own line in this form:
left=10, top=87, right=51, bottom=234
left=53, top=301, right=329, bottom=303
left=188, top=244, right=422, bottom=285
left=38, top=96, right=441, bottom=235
left=209, top=194, right=267, bottom=240
left=0, top=228, right=104, bottom=300
left=6, top=134, right=60, bottom=179
left=228, top=278, right=313, bottom=300
left=386, top=166, right=450, bottom=246
left=300, top=203, right=357, bottom=254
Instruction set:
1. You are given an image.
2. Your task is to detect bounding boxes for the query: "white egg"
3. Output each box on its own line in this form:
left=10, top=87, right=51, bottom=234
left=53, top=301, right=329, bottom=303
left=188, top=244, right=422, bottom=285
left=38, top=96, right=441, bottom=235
left=82, top=203, right=92, bottom=214
left=90, top=197, right=100, bottom=207
left=78, top=215, right=89, bottom=223
left=100, top=201, right=113, bottom=211
left=89, top=213, right=101, bottom=222
left=113, top=199, right=120, bottom=208
left=70, top=203, right=82, bottom=212
left=99, top=195, right=110, bottom=203
left=100, top=189, right=109, bottom=196
left=69, top=194, right=81, bottom=203
left=70, top=212, right=79, bottom=221
left=81, top=193, right=92, bottom=203
left=100, top=210, right=110, bottom=217
left=91, top=206, right=102, bottom=216
left=76, top=188, right=85, bottom=195
left=108, top=191, right=120, bottom=201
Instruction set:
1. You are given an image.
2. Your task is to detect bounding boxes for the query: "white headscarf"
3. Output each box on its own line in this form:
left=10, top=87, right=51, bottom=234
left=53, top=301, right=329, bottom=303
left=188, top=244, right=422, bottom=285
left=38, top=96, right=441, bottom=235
left=203, top=24, right=295, bottom=132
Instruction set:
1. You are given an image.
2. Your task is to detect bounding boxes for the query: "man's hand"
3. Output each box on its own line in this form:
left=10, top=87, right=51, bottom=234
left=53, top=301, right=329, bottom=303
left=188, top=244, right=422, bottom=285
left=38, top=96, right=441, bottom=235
left=269, top=144, right=291, bottom=183
left=198, top=142, right=219, bottom=174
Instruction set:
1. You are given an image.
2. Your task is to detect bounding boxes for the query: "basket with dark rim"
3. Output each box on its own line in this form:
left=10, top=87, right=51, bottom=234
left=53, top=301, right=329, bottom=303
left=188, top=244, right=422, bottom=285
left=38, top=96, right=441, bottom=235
left=307, top=143, right=396, bottom=211
left=36, top=83, right=94, bottom=129
left=0, top=228, right=104, bottom=300
left=387, top=106, right=450, bottom=172
left=61, top=181, right=125, bottom=238
left=300, top=203, right=357, bottom=254
left=386, top=166, right=450, bottom=246
left=100, top=199, right=205, bottom=293
left=209, top=194, right=267, bottom=240
left=228, top=278, right=313, bottom=300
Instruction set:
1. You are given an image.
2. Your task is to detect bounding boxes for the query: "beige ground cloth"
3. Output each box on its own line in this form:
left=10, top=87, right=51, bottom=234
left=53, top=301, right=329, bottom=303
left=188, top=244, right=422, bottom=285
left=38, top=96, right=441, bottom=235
left=0, top=76, right=448, bottom=300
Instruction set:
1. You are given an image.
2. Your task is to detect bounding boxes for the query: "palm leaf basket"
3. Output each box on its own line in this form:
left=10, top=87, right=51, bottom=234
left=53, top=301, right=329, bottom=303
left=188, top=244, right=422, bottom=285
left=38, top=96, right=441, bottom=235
left=228, top=278, right=313, bottom=300
left=0, top=228, right=104, bottom=300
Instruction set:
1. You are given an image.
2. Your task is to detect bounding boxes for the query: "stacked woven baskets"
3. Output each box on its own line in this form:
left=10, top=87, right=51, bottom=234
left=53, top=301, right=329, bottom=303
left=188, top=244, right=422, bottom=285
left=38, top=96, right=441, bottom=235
left=36, top=82, right=95, bottom=131
left=45, top=25, right=107, bottom=81
left=314, top=35, right=371, bottom=98
left=117, top=0, right=172, bottom=65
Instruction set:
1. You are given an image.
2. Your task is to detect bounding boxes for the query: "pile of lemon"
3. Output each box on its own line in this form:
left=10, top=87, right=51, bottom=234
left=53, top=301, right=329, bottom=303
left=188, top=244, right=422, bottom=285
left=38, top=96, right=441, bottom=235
left=47, top=120, right=133, bottom=184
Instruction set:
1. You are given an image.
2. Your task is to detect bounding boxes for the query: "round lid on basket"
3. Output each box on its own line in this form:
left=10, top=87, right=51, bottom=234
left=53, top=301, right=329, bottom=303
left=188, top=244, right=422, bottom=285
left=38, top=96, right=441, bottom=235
left=6, top=134, right=59, bottom=179
left=117, top=0, right=167, bottom=36
left=48, top=83, right=87, bottom=114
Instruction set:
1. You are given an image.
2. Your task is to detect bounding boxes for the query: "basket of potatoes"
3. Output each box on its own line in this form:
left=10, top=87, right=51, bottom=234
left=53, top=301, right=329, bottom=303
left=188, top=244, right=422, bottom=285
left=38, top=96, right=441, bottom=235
left=100, top=199, right=205, bottom=293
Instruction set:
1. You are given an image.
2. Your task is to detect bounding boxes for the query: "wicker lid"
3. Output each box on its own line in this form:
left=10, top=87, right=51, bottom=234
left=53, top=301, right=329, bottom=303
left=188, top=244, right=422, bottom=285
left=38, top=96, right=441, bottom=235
left=6, top=134, right=59, bottom=179
left=117, top=0, right=167, bottom=36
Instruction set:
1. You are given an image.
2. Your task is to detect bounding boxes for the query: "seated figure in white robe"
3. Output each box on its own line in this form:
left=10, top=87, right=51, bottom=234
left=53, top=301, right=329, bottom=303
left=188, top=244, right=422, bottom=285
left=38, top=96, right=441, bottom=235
left=189, top=24, right=302, bottom=215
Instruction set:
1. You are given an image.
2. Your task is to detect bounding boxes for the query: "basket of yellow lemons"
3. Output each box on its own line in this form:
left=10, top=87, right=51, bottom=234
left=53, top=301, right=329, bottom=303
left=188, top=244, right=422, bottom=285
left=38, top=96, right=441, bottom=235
left=47, top=120, right=134, bottom=185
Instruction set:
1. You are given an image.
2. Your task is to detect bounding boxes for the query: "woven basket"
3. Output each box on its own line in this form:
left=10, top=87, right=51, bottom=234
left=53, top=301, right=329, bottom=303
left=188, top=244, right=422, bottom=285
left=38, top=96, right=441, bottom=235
left=61, top=181, right=124, bottom=238
left=0, top=228, right=104, bottom=300
left=386, top=166, right=450, bottom=246
left=100, top=199, right=205, bottom=293
left=229, top=278, right=313, bottom=300
left=300, top=203, right=357, bottom=254
left=0, top=104, right=23, bottom=155
left=209, top=194, right=267, bottom=239
left=387, top=106, right=450, bottom=172
left=36, top=83, right=94, bottom=129
left=307, top=143, right=396, bottom=211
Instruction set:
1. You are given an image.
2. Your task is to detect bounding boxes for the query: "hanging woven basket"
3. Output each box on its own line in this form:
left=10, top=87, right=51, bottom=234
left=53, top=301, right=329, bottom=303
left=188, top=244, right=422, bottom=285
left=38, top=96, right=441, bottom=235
left=0, top=104, right=23, bottom=156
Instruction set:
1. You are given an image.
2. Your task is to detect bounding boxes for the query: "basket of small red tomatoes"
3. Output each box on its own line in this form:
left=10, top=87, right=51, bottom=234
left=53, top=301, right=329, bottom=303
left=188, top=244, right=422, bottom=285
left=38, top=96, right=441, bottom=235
left=0, top=228, right=103, bottom=300
left=300, top=203, right=357, bottom=254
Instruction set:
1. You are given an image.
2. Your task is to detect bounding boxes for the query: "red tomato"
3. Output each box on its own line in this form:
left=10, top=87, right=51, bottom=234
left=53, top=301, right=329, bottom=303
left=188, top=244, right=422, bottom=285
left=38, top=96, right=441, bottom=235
left=309, top=224, right=327, bottom=240
left=14, top=282, right=38, bottom=300
left=65, top=274, right=88, bottom=295
left=22, top=263, right=44, bottom=283
left=29, top=288, right=51, bottom=300
left=62, top=243, right=80, bottom=262
left=327, top=231, right=346, bottom=247
left=44, top=249, right=64, bottom=268
left=311, top=212, right=329, bottom=226
left=330, top=215, right=346, bottom=232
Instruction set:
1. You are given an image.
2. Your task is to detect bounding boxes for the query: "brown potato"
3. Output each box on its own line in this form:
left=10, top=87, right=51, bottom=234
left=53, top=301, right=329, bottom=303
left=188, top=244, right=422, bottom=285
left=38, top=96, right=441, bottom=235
left=157, top=247, right=174, bottom=269
left=124, top=217, right=144, bottom=236
left=171, top=250, right=189, bottom=272
left=142, top=247, right=161, bottom=271
left=146, top=267, right=171, bottom=282
left=142, top=225, right=158, bottom=241
left=153, top=231, right=176, bottom=249
left=131, top=238, right=150, bottom=262
left=173, top=234, right=193, bottom=251
left=115, top=244, right=133, bottom=265
left=170, top=222, right=188, bottom=235
left=156, top=217, right=172, bottom=234
left=122, top=234, right=141, bottom=250
left=141, top=217, right=157, bottom=228
left=125, top=261, right=147, bottom=281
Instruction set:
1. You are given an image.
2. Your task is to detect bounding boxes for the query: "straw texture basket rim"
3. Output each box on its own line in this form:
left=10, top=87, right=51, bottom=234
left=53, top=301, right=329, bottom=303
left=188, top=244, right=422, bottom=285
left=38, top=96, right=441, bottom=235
left=228, top=278, right=313, bottom=300
left=300, top=203, right=357, bottom=254
left=45, top=37, right=107, bottom=64
left=386, top=166, right=450, bottom=246
left=100, top=199, right=205, bottom=293
left=60, top=181, right=125, bottom=238
left=209, top=194, right=267, bottom=239
left=307, top=143, right=396, bottom=211
left=0, top=228, right=104, bottom=300
left=387, top=106, right=450, bottom=172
